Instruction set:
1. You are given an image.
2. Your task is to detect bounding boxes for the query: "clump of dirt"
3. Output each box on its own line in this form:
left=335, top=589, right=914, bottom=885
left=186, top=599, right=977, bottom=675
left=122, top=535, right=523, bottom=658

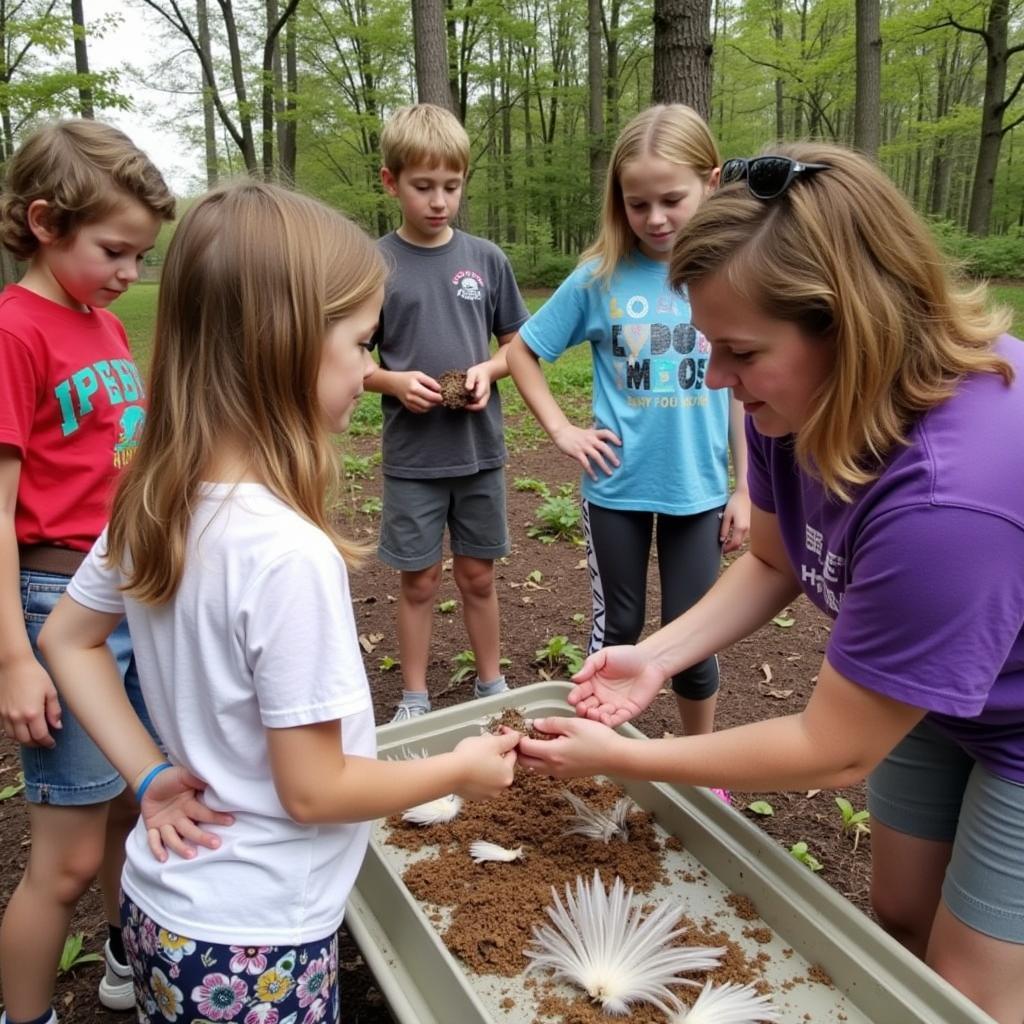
left=439, top=368, right=470, bottom=409
left=486, top=706, right=552, bottom=740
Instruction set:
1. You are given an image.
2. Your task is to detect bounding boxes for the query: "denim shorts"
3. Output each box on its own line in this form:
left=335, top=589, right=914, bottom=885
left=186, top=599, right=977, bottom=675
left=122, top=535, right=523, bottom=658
left=121, top=892, right=340, bottom=1024
left=19, top=569, right=157, bottom=806
left=868, top=719, right=1024, bottom=943
left=378, top=468, right=510, bottom=571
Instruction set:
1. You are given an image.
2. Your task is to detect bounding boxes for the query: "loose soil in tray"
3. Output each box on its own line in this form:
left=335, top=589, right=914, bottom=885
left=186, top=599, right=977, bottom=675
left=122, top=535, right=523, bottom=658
left=0, top=437, right=871, bottom=1024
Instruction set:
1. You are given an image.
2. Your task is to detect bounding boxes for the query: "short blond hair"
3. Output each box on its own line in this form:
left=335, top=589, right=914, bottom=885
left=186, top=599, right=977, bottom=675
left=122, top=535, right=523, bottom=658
left=380, top=104, right=469, bottom=178
left=670, top=142, right=1012, bottom=501
left=0, top=120, right=175, bottom=260
left=583, top=105, right=719, bottom=283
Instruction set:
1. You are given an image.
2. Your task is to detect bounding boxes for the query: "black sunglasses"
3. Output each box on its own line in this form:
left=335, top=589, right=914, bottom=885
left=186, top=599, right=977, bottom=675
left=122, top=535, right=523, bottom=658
left=721, top=156, right=830, bottom=200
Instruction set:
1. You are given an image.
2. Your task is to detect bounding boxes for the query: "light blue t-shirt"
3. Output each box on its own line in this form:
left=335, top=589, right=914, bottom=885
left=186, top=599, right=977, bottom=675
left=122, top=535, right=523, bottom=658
left=520, top=253, right=730, bottom=514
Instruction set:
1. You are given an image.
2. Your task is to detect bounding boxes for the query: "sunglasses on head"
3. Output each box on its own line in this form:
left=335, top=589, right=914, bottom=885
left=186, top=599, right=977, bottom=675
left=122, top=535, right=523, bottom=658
left=721, top=156, right=830, bottom=200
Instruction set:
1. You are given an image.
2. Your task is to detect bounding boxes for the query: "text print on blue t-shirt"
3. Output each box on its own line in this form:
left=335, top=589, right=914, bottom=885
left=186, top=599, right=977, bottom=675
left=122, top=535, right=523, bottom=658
left=611, top=294, right=711, bottom=406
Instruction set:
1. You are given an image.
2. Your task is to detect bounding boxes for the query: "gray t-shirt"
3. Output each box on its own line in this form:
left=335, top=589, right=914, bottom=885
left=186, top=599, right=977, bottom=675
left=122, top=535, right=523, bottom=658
left=372, top=230, right=529, bottom=478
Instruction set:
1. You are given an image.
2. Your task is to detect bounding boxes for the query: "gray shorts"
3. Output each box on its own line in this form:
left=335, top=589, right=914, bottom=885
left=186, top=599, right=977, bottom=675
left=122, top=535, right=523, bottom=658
left=868, top=719, right=1024, bottom=942
left=378, top=468, right=510, bottom=571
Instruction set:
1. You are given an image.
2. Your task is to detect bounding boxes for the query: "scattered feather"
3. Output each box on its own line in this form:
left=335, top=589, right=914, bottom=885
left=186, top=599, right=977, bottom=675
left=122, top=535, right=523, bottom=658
left=469, top=840, right=525, bottom=864
left=561, top=790, right=636, bottom=843
left=524, top=869, right=725, bottom=1015
left=671, top=981, right=780, bottom=1023
left=402, top=794, right=462, bottom=826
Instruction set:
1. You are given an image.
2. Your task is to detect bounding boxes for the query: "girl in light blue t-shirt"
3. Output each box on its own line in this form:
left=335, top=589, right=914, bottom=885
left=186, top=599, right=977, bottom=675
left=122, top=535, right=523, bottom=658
left=508, top=106, right=749, bottom=765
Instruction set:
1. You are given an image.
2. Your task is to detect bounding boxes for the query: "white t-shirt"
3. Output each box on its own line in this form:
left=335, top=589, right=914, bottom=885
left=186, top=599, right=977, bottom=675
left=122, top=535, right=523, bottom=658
left=69, top=483, right=376, bottom=945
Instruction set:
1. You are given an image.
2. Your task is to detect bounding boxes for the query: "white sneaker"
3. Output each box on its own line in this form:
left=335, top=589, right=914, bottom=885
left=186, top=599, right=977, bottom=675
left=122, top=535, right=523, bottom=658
left=390, top=702, right=429, bottom=724
left=98, top=939, right=134, bottom=1011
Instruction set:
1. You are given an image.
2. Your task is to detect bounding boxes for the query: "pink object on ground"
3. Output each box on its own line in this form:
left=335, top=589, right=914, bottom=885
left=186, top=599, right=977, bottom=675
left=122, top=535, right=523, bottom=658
left=710, top=788, right=732, bottom=806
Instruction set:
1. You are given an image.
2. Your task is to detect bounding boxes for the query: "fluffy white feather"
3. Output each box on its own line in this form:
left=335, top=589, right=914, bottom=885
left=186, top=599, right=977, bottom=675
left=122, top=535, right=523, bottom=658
left=561, top=791, right=636, bottom=843
left=524, top=870, right=726, bottom=1016
left=401, top=794, right=462, bottom=826
left=469, top=840, right=525, bottom=863
left=671, top=981, right=780, bottom=1023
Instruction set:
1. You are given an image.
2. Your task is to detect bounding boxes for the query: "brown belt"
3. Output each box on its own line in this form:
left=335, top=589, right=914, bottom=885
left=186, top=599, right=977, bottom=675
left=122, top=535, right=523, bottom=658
left=18, top=544, right=87, bottom=575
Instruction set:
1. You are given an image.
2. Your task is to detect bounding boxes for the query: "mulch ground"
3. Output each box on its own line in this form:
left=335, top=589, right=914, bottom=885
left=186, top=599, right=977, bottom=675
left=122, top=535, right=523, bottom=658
left=0, top=428, right=873, bottom=1024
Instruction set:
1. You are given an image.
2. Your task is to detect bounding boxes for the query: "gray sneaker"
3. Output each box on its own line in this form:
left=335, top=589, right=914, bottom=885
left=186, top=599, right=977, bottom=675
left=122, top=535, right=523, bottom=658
left=390, top=702, right=429, bottom=724
left=473, top=677, right=509, bottom=699
left=98, top=939, right=134, bottom=1010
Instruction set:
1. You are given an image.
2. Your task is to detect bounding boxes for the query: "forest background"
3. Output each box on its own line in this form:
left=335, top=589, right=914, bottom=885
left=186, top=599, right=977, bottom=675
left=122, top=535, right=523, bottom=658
left=0, top=0, right=1023, bottom=288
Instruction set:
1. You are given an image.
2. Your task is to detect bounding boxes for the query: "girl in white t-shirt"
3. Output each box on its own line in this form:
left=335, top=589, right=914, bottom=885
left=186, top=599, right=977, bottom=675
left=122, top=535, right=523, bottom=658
left=37, top=181, right=519, bottom=1024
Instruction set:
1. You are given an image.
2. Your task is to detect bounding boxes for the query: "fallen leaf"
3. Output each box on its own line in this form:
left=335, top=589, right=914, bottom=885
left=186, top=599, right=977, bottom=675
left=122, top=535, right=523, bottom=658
left=521, top=596, right=532, bottom=604
left=765, top=688, right=793, bottom=700
left=806, top=789, right=822, bottom=798
left=760, top=663, right=773, bottom=683
left=358, top=634, right=376, bottom=654
left=772, top=614, right=796, bottom=628
left=576, top=559, right=588, bottom=570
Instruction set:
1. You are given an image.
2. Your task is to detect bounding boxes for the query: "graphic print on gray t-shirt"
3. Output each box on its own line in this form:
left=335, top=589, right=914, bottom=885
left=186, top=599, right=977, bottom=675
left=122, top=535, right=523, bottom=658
left=372, top=230, right=529, bottom=479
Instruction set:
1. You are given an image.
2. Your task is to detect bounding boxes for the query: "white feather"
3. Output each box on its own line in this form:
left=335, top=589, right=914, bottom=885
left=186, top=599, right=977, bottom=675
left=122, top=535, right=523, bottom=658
left=401, top=794, right=462, bottom=826
left=561, top=791, right=636, bottom=843
left=524, top=869, right=726, bottom=1016
left=671, top=981, right=780, bottom=1023
left=469, top=840, right=525, bottom=863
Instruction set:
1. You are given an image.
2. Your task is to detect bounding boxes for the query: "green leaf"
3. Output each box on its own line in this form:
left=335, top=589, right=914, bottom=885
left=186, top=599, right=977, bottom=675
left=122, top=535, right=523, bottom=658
left=58, top=933, right=102, bottom=973
left=0, top=773, right=25, bottom=801
left=436, top=599, right=457, bottom=614
left=772, top=614, right=796, bottom=628
left=747, top=800, right=774, bottom=816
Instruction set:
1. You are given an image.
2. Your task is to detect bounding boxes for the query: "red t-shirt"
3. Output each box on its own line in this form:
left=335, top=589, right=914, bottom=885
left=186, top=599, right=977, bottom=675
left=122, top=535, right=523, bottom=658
left=0, top=284, right=146, bottom=551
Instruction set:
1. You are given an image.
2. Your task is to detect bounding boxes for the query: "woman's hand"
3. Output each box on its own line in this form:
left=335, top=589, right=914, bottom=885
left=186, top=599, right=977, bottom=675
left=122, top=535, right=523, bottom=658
left=568, top=645, right=668, bottom=726
left=140, top=766, right=235, bottom=863
left=517, top=716, right=628, bottom=779
left=720, top=488, right=751, bottom=554
left=550, top=423, right=622, bottom=480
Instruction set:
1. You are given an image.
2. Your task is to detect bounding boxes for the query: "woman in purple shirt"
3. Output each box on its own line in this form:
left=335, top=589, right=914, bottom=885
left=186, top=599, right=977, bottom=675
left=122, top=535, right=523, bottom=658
left=517, top=144, right=1024, bottom=1022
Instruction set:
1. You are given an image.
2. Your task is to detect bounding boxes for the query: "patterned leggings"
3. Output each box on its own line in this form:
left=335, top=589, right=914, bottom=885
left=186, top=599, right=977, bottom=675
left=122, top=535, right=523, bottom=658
left=120, top=892, right=340, bottom=1024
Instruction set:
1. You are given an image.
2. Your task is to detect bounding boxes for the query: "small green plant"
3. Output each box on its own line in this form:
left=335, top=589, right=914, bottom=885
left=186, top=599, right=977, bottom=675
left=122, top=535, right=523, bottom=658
left=378, top=655, right=399, bottom=671
left=359, top=496, right=383, bottom=516
left=571, top=612, right=586, bottom=625
left=746, top=800, right=774, bottom=817
left=789, top=841, right=823, bottom=872
left=526, top=569, right=543, bottom=585
left=527, top=485, right=583, bottom=545
left=58, top=933, right=102, bottom=974
left=342, top=453, right=375, bottom=479
left=533, top=635, right=585, bottom=676
left=771, top=613, right=795, bottom=628
left=436, top=599, right=457, bottom=614
left=835, top=797, right=871, bottom=851
left=0, top=772, right=25, bottom=801
left=450, top=650, right=511, bottom=684
left=514, top=477, right=549, bottom=494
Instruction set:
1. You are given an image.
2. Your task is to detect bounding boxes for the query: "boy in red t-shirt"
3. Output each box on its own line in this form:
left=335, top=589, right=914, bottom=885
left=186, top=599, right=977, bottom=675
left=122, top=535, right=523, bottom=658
left=0, top=121, right=175, bottom=1024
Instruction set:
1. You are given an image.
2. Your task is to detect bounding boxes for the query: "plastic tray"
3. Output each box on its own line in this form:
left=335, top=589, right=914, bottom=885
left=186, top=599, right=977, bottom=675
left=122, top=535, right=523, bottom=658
left=346, top=682, right=994, bottom=1023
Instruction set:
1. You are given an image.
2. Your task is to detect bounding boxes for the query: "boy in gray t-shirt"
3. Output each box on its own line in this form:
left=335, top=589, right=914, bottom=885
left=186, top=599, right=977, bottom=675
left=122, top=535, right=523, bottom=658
left=365, top=103, right=529, bottom=723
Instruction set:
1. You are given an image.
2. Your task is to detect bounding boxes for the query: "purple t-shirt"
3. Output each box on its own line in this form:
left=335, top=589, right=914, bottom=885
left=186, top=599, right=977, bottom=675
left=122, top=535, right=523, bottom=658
left=747, top=336, right=1024, bottom=783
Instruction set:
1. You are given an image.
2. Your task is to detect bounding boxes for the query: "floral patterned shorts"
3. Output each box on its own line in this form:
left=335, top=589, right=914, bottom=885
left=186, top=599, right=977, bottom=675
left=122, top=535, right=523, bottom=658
left=120, top=892, right=340, bottom=1024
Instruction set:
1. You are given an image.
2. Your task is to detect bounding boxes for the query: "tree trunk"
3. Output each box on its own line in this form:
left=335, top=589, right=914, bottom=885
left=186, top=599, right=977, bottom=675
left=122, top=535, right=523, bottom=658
left=412, top=0, right=457, bottom=113
left=588, top=0, right=605, bottom=207
left=280, top=14, right=297, bottom=182
left=652, top=0, right=712, bottom=118
left=773, top=0, right=783, bottom=141
left=197, top=0, right=219, bottom=186
left=967, top=0, right=1013, bottom=235
left=853, top=0, right=880, bottom=158
left=70, top=0, right=94, bottom=118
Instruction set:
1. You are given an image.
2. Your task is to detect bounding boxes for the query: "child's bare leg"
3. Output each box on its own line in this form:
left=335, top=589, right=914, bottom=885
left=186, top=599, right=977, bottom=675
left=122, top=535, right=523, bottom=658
left=0, top=802, right=108, bottom=1019
left=674, top=692, right=718, bottom=737
left=453, top=555, right=500, bottom=682
left=98, top=788, right=138, bottom=925
left=398, top=564, right=442, bottom=694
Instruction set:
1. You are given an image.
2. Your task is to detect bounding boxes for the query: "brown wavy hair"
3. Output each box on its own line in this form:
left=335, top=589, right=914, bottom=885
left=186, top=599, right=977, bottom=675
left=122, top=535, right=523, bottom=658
left=583, top=104, right=719, bottom=283
left=107, top=181, right=384, bottom=604
left=0, top=120, right=175, bottom=259
left=670, top=143, right=1012, bottom=501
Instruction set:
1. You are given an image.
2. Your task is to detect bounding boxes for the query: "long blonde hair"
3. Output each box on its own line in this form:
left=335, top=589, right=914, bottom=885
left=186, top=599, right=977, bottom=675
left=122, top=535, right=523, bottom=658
left=670, top=143, right=1012, bottom=501
left=582, top=105, right=719, bottom=283
left=108, top=181, right=385, bottom=603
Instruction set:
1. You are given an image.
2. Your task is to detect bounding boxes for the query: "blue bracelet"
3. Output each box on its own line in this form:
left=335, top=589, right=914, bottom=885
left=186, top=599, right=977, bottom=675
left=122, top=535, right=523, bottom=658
left=135, top=761, right=173, bottom=802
